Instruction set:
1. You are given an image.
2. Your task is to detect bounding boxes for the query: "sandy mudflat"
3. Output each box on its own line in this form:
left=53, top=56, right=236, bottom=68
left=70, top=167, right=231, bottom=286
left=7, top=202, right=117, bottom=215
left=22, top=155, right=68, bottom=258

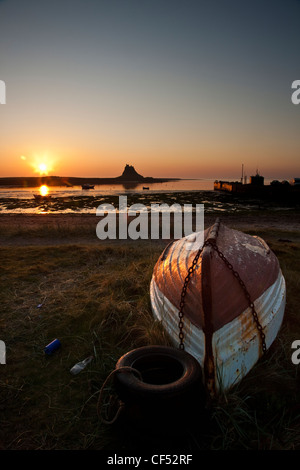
left=0, top=211, right=299, bottom=230
left=0, top=213, right=98, bottom=231
left=0, top=210, right=299, bottom=246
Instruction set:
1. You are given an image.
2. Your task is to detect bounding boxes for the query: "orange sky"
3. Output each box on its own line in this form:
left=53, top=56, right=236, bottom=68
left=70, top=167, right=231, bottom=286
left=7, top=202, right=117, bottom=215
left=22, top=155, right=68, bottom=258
left=4, top=134, right=298, bottom=181
left=1, top=1, right=300, bottom=181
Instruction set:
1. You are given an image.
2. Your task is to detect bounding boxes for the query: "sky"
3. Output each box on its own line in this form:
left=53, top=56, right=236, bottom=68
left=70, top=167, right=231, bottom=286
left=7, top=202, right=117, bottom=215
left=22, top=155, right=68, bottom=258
left=0, top=0, right=300, bottom=180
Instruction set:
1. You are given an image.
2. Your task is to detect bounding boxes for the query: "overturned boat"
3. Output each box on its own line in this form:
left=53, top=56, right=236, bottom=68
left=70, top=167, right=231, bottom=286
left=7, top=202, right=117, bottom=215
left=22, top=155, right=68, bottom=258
left=150, top=218, right=286, bottom=395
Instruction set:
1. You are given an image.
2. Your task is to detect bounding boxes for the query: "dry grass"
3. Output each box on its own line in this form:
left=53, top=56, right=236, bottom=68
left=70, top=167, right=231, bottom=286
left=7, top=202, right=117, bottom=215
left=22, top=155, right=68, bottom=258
left=0, top=241, right=171, bottom=450
left=0, top=224, right=299, bottom=451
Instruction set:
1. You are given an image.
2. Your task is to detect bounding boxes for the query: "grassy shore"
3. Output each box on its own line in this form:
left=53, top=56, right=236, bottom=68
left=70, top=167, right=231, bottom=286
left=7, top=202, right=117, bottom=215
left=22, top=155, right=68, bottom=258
left=0, top=211, right=299, bottom=450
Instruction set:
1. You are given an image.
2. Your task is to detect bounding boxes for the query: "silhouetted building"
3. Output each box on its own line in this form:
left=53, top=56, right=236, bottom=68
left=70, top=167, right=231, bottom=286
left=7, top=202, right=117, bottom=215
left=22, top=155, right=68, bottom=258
left=250, top=173, right=264, bottom=186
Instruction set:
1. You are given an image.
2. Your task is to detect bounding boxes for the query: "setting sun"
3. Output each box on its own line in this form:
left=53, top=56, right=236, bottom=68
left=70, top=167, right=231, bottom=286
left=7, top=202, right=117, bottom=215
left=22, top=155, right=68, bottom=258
left=39, top=185, right=49, bottom=196
left=27, top=154, right=56, bottom=176
left=39, top=163, right=48, bottom=174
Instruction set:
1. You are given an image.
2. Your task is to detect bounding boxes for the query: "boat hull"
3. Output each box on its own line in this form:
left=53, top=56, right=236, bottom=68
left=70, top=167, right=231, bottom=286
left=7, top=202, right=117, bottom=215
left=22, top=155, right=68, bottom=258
left=150, top=220, right=286, bottom=394
left=150, top=270, right=285, bottom=393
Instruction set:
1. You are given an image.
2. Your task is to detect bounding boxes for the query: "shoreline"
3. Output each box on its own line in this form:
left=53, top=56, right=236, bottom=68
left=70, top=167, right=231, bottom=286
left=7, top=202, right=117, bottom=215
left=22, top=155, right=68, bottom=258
left=1, top=186, right=299, bottom=216
left=0, top=175, right=181, bottom=188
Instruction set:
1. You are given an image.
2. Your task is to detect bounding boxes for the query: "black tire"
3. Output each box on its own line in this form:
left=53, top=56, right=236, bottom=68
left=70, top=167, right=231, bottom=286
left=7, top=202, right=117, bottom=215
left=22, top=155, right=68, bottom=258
left=114, top=345, right=203, bottom=405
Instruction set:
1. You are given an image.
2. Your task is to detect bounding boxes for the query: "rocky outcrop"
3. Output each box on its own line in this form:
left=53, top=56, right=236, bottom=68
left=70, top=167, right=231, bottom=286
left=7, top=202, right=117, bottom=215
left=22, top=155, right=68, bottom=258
left=116, top=164, right=148, bottom=182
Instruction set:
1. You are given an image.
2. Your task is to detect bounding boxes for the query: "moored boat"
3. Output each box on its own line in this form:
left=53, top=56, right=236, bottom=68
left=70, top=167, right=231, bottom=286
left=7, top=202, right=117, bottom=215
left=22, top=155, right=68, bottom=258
left=33, top=194, right=52, bottom=202
left=150, top=218, right=286, bottom=395
left=82, top=184, right=94, bottom=189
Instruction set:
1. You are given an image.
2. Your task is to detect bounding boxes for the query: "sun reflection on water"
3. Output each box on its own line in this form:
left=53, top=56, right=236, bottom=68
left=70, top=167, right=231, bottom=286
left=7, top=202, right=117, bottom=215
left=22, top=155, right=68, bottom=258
left=39, top=185, right=49, bottom=196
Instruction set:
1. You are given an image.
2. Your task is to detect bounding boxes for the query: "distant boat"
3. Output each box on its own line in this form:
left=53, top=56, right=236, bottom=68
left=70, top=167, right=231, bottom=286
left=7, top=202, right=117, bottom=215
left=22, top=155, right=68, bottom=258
left=82, top=184, right=94, bottom=190
left=33, top=194, right=52, bottom=202
left=143, top=186, right=150, bottom=190
left=150, top=218, right=286, bottom=395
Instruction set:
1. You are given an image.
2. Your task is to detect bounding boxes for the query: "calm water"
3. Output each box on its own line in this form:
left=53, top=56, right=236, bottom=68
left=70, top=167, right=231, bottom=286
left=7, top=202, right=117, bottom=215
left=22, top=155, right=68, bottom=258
left=0, top=178, right=274, bottom=214
left=0, top=179, right=215, bottom=199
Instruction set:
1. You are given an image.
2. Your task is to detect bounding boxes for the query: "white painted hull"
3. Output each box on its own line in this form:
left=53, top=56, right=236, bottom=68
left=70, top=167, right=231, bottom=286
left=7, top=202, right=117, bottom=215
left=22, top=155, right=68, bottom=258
left=150, top=220, right=286, bottom=394
left=150, top=270, right=285, bottom=392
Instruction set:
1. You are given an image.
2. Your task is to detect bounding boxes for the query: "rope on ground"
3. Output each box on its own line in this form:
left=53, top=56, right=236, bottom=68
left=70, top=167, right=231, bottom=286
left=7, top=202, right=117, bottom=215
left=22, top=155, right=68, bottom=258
left=97, top=366, right=143, bottom=425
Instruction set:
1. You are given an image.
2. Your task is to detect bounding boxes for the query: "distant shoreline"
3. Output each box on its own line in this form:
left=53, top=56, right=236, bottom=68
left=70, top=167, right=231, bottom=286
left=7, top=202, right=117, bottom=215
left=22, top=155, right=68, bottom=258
left=0, top=175, right=182, bottom=188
